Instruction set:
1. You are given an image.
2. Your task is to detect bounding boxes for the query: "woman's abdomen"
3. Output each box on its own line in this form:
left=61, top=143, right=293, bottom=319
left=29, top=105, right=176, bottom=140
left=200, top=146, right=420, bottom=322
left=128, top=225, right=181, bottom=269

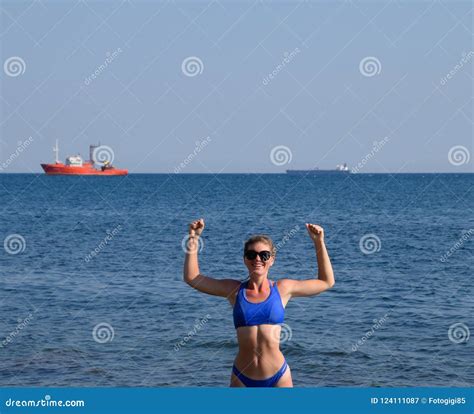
left=234, top=325, right=285, bottom=379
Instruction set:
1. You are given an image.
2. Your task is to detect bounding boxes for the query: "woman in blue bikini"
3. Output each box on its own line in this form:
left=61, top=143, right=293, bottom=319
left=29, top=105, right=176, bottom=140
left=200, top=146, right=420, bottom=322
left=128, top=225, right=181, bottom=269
left=183, top=219, right=335, bottom=387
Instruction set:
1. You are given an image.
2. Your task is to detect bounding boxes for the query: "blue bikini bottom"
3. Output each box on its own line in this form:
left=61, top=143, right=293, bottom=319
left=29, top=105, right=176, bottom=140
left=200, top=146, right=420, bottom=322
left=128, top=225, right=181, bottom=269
left=232, top=360, right=288, bottom=387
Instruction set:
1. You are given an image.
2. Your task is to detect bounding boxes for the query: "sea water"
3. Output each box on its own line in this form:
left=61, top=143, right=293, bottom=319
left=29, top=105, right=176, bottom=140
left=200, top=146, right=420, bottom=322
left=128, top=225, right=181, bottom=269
left=0, top=173, right=472, bottom=387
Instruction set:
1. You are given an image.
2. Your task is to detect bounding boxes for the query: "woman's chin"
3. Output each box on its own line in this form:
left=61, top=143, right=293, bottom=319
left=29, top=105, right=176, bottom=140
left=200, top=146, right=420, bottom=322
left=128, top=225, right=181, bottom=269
left=249, top=267, right=267, bottom=277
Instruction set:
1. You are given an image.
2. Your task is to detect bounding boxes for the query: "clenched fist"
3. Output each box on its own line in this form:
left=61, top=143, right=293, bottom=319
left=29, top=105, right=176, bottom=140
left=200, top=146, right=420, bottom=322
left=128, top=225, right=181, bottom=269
left=306, top=223, right=324, bottom=243
left=189, top=218, right=205, bottom=238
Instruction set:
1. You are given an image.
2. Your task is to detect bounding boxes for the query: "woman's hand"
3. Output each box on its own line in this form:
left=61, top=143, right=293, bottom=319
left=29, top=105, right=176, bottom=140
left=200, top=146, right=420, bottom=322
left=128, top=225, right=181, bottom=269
left=189, top=218, right=205, bottom=238
left=306, top=223, right=324, bottom=243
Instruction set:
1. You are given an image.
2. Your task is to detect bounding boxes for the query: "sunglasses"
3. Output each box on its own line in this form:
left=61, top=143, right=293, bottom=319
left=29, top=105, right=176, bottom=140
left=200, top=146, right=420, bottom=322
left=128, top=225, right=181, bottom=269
left=244, top=250, right=272, bottom=261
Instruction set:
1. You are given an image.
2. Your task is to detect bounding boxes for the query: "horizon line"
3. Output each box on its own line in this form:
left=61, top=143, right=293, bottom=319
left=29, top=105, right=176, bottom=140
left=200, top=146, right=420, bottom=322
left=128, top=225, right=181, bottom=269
left=1, top=171, right=473, bottom=175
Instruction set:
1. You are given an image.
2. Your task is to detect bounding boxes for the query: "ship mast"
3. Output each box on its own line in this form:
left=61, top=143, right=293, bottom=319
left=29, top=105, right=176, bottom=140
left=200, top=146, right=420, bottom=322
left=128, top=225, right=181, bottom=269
left=89, top=143, right=99, bottom=165
left=53, top=139, right=59, bottom=163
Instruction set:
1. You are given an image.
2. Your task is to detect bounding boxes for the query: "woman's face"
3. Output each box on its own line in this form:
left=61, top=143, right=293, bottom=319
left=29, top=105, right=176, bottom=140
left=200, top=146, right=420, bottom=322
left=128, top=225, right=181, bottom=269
left=243, top=242, right=275, bottom=278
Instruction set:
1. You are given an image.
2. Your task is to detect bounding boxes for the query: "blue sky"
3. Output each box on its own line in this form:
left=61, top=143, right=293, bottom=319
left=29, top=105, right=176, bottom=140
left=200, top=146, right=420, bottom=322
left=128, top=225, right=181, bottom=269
left=1, top=0, right=472, bottom=173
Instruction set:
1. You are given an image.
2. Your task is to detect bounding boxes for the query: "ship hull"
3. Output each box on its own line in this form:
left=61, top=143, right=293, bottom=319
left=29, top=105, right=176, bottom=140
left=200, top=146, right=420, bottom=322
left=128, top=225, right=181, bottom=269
left=41, top=163, right=128, bottom=176
left=286, top=169, right=350, bottom=175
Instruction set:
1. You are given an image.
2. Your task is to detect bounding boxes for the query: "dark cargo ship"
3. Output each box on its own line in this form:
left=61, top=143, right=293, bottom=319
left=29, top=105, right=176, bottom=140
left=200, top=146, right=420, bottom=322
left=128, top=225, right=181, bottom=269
left=286, top=163, right=350, bottom=175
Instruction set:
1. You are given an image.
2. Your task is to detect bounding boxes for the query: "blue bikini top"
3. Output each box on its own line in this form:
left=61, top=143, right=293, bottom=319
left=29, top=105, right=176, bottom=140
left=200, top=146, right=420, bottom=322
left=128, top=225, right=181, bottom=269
left=233, top=279, right=285, bottom=329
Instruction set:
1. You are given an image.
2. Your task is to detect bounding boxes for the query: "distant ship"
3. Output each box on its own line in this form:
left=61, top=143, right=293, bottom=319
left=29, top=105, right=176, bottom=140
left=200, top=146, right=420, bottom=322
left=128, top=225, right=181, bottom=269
left=41, top=141, right=128, bottom=176
left=286, top=163, right=351, bottom=175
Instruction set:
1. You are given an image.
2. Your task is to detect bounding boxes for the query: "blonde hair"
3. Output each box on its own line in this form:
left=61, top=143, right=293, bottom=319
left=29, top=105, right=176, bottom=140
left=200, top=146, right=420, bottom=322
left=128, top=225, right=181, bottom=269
left=243, top=235, right=276, bottom=257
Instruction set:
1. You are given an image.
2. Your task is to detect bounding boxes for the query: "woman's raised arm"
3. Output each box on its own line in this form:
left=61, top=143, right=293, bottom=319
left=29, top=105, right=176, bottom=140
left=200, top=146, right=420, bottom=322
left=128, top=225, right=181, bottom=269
left=279, top=223, right=335, bottom=298
left=183, top=218, right=240, bottom=298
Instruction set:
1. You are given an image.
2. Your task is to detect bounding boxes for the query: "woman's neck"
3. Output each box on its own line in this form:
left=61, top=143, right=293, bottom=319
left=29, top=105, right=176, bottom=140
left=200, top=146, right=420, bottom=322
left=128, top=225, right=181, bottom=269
left=247, top=276, right=269, bottom=291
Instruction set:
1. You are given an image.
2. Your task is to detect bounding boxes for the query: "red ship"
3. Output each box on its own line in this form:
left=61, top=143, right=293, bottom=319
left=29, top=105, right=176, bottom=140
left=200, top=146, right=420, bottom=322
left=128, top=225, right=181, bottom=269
left=41, top=141, right=128, bottom=176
